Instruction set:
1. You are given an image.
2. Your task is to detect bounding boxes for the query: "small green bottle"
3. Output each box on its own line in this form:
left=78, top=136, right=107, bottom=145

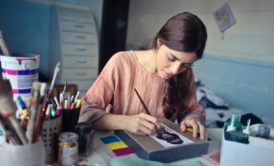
left=224, top=113, right=243, bottom=132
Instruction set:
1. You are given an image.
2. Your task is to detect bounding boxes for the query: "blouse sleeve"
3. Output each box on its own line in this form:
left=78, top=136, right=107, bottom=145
left=177, top=69, right=205, bottom=125
left=78, top=53, right=120, bottom=124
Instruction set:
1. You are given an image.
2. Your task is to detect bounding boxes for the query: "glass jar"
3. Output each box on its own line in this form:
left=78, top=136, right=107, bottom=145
left=58, top=132, right=79, bottom=166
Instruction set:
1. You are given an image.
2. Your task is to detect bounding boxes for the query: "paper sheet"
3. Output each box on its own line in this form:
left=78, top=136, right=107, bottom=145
left=150, top=124, right=193, bottom=147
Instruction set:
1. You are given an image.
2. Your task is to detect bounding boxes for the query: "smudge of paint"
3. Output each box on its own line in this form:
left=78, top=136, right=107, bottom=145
left=156, top=128, right=183, bottom=144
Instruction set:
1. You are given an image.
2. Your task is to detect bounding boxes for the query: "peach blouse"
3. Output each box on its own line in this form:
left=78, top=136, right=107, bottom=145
left=78, top=51, right=204, bottom=124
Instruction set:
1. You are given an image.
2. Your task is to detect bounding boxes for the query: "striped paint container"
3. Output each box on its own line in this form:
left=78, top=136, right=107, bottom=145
left=0, top=54, right=40, bottom=102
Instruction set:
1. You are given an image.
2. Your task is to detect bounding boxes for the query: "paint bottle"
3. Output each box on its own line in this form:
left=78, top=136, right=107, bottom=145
left=224, top=113, right=243, bottom=132
left=58, top=132, right=79, bottom=166
left=224, top=113, right=243, bottom=139
left=226, top=130, right=249, bottom=144
left=257, top=124, right=271, bottom=139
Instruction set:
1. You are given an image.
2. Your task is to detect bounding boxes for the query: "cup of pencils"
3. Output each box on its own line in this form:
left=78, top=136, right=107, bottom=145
left=62, top=91, right=81, bottom=132
left=61, top=96, right=81, bottom=132
left=51, top=85, right=81, bottom=132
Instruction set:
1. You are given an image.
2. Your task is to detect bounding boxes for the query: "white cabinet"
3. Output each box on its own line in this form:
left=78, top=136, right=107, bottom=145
left=51, top=4, right=98, bottom=94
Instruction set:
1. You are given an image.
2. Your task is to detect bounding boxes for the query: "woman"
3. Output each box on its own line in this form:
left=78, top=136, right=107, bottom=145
left=78, top=12, right=207, bottom=140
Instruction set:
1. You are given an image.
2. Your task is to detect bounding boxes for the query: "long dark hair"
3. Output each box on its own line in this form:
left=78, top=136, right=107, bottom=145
left=152, top=12, right=207, bottom=120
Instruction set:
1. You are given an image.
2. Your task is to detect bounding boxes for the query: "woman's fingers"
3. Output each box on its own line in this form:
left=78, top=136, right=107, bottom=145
left=138, top=125, right=155, bottom=135
left=128, top=113, right=160, bottom=135
left=180, top=118, right=198, bottom=137
left=180, top=117, right=207, bottom=140
left=190, top=120, right=199, bottom=138
left=141, top=119, right=158, bottom=134
left=132, top=114, right=208, bottom=140
left=197, top=121, right=206, bottom=140
left=140, top=113, right=161, bottom=129
left=139, top=113, right=160, bottom=134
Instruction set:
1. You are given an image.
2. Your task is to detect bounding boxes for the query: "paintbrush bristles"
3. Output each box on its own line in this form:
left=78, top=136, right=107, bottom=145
left=32, top=81, right=41, bottom=91
left=40, top=83, right=47, bottom=97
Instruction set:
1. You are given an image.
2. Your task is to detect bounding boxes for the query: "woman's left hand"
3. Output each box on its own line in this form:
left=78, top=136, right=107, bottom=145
left=180, top=116, right=207, bottom=140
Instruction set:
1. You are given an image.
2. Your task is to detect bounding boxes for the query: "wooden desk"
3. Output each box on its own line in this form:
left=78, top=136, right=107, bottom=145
left=83, top=128, right=223, bottom=166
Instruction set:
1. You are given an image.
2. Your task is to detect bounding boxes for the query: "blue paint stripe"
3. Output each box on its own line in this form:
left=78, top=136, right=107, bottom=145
left=19, top=89, right=31, bottom=93
left=18, top=69, right=38, bottom=75
left=101, top=136, right=121, bottom=144
left=13, top=89, right=31, bottom=94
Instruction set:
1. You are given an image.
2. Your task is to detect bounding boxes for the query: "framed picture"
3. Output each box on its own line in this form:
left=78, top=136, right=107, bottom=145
left=213, top=3, right=236, bottom=33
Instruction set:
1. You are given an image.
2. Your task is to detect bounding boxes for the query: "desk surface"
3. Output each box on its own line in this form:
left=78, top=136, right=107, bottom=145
left=84, top=128, right=223, bottom=166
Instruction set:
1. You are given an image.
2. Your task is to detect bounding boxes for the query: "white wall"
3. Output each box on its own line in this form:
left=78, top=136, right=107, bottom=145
left=127, top=0, right=274, bottom=63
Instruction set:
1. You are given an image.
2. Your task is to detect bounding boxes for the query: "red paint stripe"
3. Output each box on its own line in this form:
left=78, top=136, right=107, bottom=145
left=12, top=89, right=19, bottom=93
left=4, top=69, right=17, bottom=75
left=113, top=147, right=134, bottom=156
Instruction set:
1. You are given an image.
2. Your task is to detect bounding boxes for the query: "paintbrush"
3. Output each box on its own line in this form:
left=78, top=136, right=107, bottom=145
left=48, top=61, right=60, bottom=96
left=0, top=30, right=10, bottom=56
left=134, top=88, right=164, bottom=133
left=0, top=77, right=28, bottom=144
left=134, top=88, right=151, bottom=115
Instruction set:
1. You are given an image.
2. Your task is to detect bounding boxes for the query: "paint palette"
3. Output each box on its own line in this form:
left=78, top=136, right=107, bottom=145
left=115, top=118, right=209, bottom=162
left=100, top=136, right=134, bottom=156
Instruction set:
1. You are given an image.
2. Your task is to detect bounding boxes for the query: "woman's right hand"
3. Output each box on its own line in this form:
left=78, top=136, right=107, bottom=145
left=125, top=113, right=161, bottom=135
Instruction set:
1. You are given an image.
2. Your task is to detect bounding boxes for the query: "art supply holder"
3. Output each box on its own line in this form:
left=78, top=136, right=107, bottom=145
left=0, top=139, right=46, bottom=165
left=220, top=126, right=274, bottom=166
left=62, top=107, right=80, bottom=132
left=41, top=115, right=62, bottom=164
